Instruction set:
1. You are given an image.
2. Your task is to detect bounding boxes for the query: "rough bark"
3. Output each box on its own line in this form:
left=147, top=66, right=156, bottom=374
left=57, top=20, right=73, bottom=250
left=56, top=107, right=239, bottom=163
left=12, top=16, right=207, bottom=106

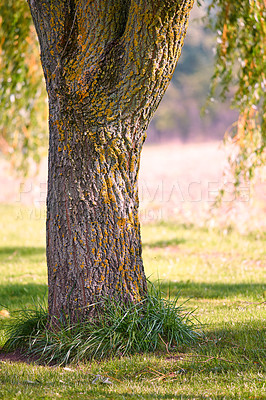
left=28, top=0, right=194, bottom=322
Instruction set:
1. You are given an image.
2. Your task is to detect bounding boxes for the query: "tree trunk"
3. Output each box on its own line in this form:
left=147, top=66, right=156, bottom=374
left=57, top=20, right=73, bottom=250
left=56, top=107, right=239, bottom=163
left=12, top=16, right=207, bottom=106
left=28, top=0, right=194, bottom=321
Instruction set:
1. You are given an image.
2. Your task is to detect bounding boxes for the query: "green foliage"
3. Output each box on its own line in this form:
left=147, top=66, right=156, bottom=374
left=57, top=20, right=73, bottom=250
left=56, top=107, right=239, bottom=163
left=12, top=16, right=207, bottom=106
left=201, top=0, right=265, bottom=194
left=2, top=283, right=200, bottom=365
left=3, top=302, right=47, bottom=352
left=0, top=0, right=47, bottom=174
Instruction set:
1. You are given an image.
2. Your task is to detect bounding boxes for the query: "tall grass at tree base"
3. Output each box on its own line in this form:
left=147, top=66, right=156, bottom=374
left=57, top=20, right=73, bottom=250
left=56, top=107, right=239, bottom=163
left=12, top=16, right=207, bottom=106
left=2, top=283, right=201, bottom=365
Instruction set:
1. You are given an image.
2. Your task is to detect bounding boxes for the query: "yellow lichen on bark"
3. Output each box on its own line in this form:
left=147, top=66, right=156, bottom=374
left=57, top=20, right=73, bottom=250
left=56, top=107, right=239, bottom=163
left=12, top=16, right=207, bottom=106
left=28, top=0, right=195, bottom=321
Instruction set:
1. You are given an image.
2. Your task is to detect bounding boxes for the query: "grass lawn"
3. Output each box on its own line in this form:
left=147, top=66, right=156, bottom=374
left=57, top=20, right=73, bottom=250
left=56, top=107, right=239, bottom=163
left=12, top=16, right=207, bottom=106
left=0, top=204, right=265, bottom=399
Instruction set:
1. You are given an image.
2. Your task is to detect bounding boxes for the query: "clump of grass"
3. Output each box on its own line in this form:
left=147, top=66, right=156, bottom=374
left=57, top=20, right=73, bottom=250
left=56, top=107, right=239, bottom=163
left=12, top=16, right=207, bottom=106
left=3, top=302, right=48, bottom=351
left=2, top=283, right=201, bottom=365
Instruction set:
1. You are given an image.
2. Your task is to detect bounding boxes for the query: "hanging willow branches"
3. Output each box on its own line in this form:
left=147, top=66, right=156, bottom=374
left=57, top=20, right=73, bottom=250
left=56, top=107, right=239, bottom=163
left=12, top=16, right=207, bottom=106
left=0, top=0, right=47, bottom=174
left=201, top=0, right=265, bottom=195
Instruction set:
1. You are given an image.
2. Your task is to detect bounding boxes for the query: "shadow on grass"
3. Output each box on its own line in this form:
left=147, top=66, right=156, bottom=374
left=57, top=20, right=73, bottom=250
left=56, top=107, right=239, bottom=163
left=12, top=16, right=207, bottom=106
left=0, top=283, right=47, bottom=309
left=80, top=391, right=218, bottom=400
left=0, top=384, right=229, bottom=400
left=155, top=280, right=265, bottom=299
left=142, top=237, right=186, bottom=248
left=0, top=246, right=45, bottom=258
left=184, top=321, right=266, bottom=367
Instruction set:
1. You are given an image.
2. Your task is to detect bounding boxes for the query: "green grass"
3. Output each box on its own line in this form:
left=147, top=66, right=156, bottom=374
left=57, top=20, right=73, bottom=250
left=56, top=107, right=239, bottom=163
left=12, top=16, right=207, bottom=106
left=0, top=204, right=265, bottom=399
left=3, top=285, right=200, bottom=365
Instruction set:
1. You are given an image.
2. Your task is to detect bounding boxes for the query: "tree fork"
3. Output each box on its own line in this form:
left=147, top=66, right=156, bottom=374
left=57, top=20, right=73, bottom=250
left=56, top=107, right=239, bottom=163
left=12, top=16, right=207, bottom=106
left=28, top=0, right=194, bottom=321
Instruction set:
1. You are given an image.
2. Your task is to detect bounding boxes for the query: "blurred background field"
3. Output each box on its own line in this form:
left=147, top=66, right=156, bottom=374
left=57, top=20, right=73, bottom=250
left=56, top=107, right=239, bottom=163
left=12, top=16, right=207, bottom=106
left=1, top=139, right=265, bottom=233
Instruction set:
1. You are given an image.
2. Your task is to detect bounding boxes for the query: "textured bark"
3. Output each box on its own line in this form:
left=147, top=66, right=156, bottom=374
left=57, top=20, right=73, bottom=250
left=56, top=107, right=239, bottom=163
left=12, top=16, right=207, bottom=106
left=28, top=0, right=194, bottom=321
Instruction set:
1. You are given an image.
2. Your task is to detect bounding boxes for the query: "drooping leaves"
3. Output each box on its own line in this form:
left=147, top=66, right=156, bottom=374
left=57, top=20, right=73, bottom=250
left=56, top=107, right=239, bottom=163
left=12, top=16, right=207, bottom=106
left=0, top=0, right=47, bottom=174
left=200, top=0, right=265, bottom=194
